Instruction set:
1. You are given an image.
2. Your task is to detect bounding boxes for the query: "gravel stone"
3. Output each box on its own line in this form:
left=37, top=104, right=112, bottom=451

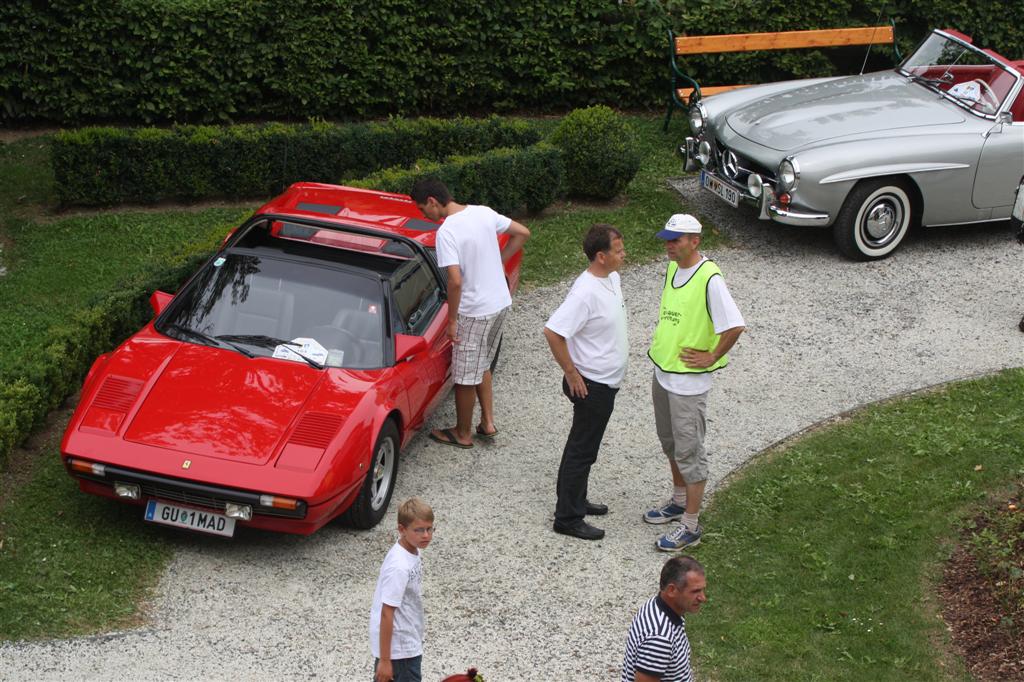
left=2, top=176, right=1023, bottom=680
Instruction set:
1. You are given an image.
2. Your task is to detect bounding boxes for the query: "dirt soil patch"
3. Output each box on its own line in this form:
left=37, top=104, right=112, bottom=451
left=939, top=520, right=1024, bottom=680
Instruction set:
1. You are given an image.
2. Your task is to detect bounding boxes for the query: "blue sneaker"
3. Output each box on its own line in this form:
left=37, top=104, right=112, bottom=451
left=656, top=524, right=702, bottom=552
left=643, top=500, right=686, bottom=525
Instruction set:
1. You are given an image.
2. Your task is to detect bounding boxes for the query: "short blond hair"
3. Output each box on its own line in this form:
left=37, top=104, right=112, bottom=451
left=397, top=497, right=434, bottom=526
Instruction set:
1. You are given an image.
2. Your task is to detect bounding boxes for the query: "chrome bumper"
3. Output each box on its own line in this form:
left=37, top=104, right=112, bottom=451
left=761, top=186, right=831, bottom=226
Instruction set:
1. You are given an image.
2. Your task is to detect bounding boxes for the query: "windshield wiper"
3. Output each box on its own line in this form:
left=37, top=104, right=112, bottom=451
left=166, top=324, right=254, bottom=358
left=215, top=334, right=325, bottom=369
left=907, top=73, right=946, bottom=90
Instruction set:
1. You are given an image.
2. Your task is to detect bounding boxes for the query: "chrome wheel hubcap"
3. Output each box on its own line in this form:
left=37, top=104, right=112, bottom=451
left=370, top=438, right=395, bottom=510
left=863, top=198, right=903, bottom=245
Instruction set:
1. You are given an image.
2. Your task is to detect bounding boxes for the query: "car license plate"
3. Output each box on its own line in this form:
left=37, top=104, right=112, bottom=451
left=701, top=170, right=740, bottom=207
left=144, top=499, right=236, bottom=537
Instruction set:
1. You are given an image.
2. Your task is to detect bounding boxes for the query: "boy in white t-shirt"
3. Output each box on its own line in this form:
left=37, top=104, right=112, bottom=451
left=369, top=498, right=434, bottom=682
left=411, top=179, right=530, bottom=449
left=544, top=224, right=629, bottom=541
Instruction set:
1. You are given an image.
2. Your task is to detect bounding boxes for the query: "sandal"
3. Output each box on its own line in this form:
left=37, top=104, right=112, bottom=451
left=429, top=428, right=473, bottom=449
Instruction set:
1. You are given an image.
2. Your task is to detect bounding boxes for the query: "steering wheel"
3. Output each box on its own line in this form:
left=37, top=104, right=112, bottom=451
left=969, top=78, right=1001, bottom=113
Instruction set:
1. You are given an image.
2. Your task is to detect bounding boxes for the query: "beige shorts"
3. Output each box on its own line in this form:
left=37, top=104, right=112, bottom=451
left=452, top=309, right=507, bottom=385
left=651, top=375, right=708, bottom=483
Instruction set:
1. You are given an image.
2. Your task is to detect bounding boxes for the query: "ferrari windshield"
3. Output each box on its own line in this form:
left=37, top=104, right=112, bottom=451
left=159, top=252, right=386, bottom=369
left=899, top=31, right=1020, bottom=116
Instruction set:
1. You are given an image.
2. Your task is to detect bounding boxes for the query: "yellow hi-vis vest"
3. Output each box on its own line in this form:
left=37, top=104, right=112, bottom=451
left=648, top=259, right=729, bottom=374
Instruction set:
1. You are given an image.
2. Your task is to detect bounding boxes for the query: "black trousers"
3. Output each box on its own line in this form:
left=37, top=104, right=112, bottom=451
left=555, top=376, right=618, bottom=525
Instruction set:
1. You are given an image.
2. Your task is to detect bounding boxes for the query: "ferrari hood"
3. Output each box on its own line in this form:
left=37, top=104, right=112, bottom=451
left=725, top=72, right=966, bottom=152
left=122, top=344, right=338, bottom=465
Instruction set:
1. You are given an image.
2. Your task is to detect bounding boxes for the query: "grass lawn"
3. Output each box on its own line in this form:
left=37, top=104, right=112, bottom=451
left=0, top=420, right=174, bottom=640
left=691, top=370, right=1024, bottom=681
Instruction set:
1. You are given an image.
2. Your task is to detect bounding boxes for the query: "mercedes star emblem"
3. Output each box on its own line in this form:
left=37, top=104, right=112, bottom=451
left=723, top=150, right=739, bottom=179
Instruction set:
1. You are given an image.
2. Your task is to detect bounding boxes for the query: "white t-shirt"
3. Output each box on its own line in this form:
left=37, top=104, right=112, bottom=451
left=545, top=270, right=629, bottom=388
left=368, top=542, right=424, bottom=659
left=436, top=205, right=512, bottom=317
left=655, top=256, right=744, bottom=396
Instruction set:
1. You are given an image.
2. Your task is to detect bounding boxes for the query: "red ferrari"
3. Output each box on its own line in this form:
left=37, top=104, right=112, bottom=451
left=60, top=183, right=522, bottom=536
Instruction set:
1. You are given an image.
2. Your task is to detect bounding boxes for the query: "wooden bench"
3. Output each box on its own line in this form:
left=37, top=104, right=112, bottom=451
left=664, top=24, right=899, bottom=130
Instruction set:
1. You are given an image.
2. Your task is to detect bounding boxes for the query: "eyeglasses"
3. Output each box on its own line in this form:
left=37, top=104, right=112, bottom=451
left=408, top=526, right=434, bottom=535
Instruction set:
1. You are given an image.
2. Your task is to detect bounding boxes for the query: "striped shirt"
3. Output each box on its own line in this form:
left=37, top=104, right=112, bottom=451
left=621, top=595, right=692, bottom=682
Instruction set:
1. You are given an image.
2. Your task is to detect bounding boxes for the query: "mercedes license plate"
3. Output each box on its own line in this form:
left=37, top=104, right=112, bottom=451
left=144, top=499, right=236, bottom=537
left=700, top=170, right=740, bottom=207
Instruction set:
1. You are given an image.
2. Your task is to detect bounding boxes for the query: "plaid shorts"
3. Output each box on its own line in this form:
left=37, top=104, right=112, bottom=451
left=452, top=309, right=507, bottom=385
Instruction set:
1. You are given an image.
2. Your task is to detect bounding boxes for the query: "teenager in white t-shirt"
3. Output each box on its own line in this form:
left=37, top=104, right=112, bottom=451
left=369, top=498, right=434, bottom=682
left=544, top=224, right=628, bottom=541
left=411, top=179, right=530, bottom=450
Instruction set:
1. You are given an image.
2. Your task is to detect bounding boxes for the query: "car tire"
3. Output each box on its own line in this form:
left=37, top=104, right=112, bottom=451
left=833, top=179, right=913, bottom=261
left=342, top=420, right=399, bottom=529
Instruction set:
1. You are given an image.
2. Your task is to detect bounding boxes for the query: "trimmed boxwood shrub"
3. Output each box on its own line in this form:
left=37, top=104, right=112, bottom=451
left=52, top=117, right=542, bottom=207
left=352, top=143, right=564, bottom=216
left=549, top=106, right=640, bottom=200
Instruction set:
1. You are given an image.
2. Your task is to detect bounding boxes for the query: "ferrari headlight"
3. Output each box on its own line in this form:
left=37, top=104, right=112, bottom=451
left=777, top=158, right=799, bottom=192
left=688, top=103, right=707, bottom=135
left=225, top=503, right=252, bottom=521
left=697, top=140, right=712, bottom=166
left=114, top=482, right=140, bottom=500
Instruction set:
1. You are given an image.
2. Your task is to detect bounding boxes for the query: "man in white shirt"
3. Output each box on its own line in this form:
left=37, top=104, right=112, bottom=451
left=644, top=214, right=744, bottom=552
left=411, top=179, right=530, bottom=449
left=544, top=224, right=628, bottom=540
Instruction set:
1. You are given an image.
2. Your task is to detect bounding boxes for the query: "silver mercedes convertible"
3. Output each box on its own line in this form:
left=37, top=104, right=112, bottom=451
left=682, top=28, right=1024, bottom=260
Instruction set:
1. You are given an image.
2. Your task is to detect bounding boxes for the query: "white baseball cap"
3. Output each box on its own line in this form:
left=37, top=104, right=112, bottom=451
left=655, top=213, right=702, bottom=239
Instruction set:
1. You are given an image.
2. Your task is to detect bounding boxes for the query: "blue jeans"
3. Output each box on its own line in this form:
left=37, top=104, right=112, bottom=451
left=373, top=655, right=422, bottom=682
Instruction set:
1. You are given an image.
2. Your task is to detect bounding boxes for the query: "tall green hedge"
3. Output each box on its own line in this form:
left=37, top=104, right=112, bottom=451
left=52, top=117, right=540, bottom=206
left=6, top=0, right=1019, bottom=125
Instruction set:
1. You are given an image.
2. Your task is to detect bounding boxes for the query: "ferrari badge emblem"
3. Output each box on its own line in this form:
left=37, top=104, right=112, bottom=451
left=182, top=459, right=192, bottom=470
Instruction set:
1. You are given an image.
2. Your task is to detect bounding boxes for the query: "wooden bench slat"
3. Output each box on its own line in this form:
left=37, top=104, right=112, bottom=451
left=677, top=85, right=753, bottom=100
left=675, top=25, right=894, bottom=55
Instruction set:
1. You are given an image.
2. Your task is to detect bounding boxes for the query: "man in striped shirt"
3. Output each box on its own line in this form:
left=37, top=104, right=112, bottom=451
left=622, top=556, right=707, bottom=682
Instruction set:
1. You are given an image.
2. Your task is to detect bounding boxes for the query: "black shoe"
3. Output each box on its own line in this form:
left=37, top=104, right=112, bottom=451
left=553, top=520, right=605, bottom=540
left=1019, top=315, right=1024, bottom=333
left=585, top=500, right=608, bottom=516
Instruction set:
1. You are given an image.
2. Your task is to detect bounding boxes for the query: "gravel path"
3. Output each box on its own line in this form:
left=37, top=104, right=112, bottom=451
left=3, top=177, right=1023, bottom=681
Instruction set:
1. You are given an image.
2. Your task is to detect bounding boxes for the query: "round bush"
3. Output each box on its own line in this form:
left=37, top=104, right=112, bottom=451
left=549, top=106, right=641, bottom=201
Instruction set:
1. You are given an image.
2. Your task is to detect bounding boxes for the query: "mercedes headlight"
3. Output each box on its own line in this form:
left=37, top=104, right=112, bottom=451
left=688, top=103, right=707, bottom=135
left=777, top=158, right=799, bottom=192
